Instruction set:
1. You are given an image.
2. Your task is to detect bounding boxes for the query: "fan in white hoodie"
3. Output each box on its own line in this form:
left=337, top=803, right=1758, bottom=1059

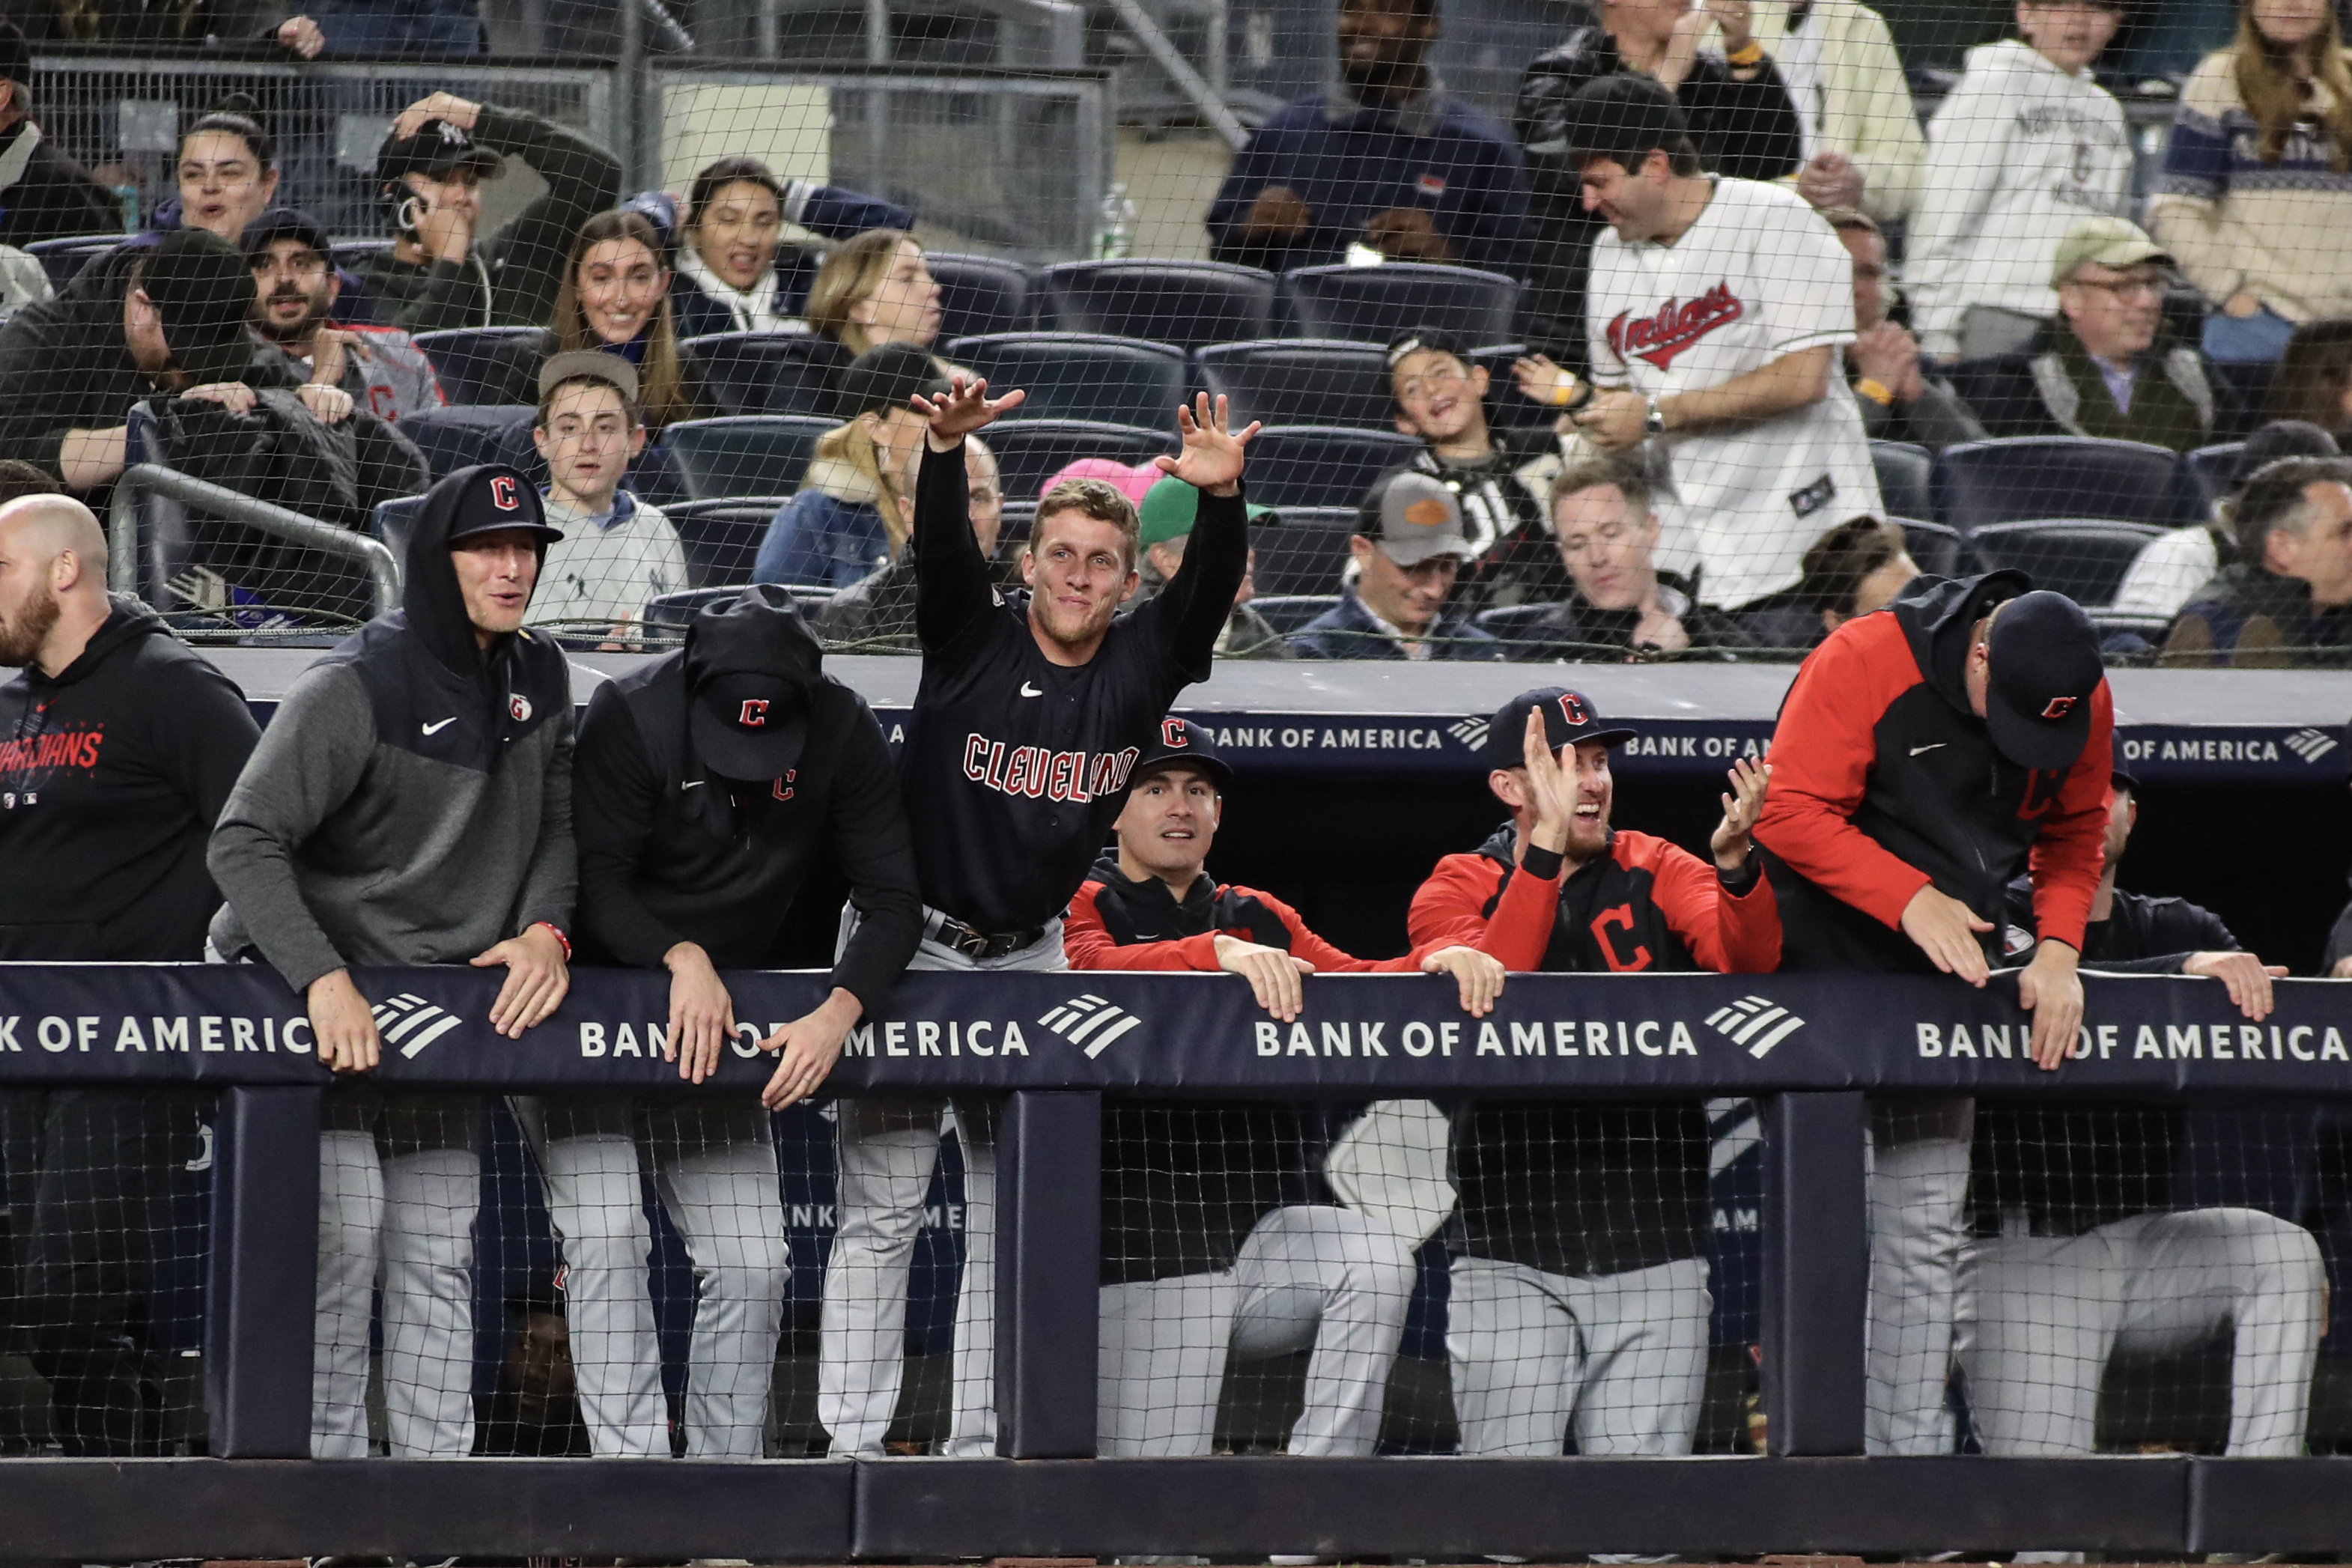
left=1905, top=5, right=2133, bottom=359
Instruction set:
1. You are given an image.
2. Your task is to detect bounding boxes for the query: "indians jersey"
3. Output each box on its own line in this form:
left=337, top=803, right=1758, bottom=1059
left=1587, top=175, right=1880, bottom=609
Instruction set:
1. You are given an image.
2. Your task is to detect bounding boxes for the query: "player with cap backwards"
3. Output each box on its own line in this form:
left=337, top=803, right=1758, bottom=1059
left=1753, top=570, right=2112, bottom=1456
left=814, top=379, right=1259, bottom=1459
left=1408, top=688, right=1777, bottom=1459
left=207, top=464, right=576, bottom=1458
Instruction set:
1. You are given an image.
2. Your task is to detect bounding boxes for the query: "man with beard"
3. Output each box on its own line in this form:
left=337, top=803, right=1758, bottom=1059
left=246, top=208, right=446, bottom=424
left=0, top=495, right=260, bottom=1452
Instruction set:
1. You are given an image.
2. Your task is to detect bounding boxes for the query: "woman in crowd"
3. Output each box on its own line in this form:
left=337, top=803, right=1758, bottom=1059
left=173, top=100, right=279, bottom=244
left=2148, top=0, right=2352, bottom=367
left=752, top=341, right=944, bottom=589
left=666, top=157, right=799, bottom=338
left=490, top=209, right=716, bottom=428
left=2267, top=317, right=2352, bottom=437
left=803, top=228, right=945, bottom=364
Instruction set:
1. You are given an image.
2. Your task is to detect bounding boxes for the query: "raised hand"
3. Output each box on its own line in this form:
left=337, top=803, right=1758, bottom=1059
left=1520, top=708, right=1578, bottom=840
left=1155, top=392, right=1260, bottom=496
left=393, top=92, right=481, bottom=140
left=912, top=375, right=1025, bottom=451
left=1710, top=758, right=1771, bottom=872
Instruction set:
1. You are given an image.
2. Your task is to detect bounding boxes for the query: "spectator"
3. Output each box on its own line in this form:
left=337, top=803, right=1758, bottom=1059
left=754, top=342, right=946, bottom=589
left=1562, top=75, right=1881, bottom=611
left=803, top=228, right=946, bottom=364
left=0, top=228, right=272, bottom=495
left=0, top=22, right=122, bottom=247
left=290, top=0, right=477, bottom=55
left=1755, top=576, right=2111, bottom=1455
left=1135, top=475, right=1290, bottom=658
left=355, top=93, right=622, bottom=335
left=1945, top=219, right=2228, bottom=453
left=1068, top=720, right=1501, bottom=1456
left=1407, top=690, right=1777, bottom=1456
left=1206, top=0, right=1531, bottom=275
left=0, top=458, right=55, bottom=499
left=171, top=102, right=279, bottom=246
left=1289, top=470, right=1502, bottom=660
left=1742, top=513, right=1918, bottom=649
left=2163, top=453, right=2352, bottom=666
left=2147, top=0, right=2352, bottom=368
left=1825, top=207, right=1987, bottom=451
left=529, top=353, right=685, bottom=636
left=559, top=584, right=920, bottom=1458
left=207, top=463, right=576, bottom=1458
left=626, top=157, right=913, bottom=340
left=1752, top=0, right=1926, bottom=221
left=1904, top=0, right=2132, bottom=359
left=482, top=208, right=718, bottom=428
left=0, top=496, right=260, bottom=1453
left=245, top=207, right=445, bottom=423
left=1513, top=0, right=1802, bottom=361
left=2267, top=315, right=2352, bottom=438
left=813, top=434, right=999, bottom=648
left=1384, top=327, right=1569, bottom=605
left=1501, top=455, right=1750, bottom=660
left=2112, top=418, right=2339, bottom=624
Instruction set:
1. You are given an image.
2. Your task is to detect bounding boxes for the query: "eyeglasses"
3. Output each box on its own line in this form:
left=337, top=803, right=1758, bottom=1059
left=2067, top=273, right=2166, bottom=300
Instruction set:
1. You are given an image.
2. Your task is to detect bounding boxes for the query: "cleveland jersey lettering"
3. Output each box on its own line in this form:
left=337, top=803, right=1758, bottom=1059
left=961, top=735, right=1140, bottom=803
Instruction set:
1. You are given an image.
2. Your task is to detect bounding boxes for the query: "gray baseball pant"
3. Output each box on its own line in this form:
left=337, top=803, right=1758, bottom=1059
left=1867, top=1096, right=1973, bottom=1455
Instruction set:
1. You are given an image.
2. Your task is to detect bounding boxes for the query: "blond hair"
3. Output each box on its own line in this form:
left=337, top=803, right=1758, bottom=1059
left=806, top=228, right=919, bottom=357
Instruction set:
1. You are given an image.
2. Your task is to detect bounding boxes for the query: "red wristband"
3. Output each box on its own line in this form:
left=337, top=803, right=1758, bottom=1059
left=531, top=921, right=571, bottom=960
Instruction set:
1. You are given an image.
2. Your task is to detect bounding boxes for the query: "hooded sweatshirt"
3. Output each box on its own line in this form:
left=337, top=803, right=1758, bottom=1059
left=207, top=464, right=577, bottom=990
left=1904, top=39, right=2133, bottom=356
left=571, top=584, right=922, bottom=1009
left=0, top=595, right=260, bottom=959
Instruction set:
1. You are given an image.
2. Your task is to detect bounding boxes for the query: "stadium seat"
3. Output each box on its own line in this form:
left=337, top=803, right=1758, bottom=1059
left=1035, top=260, right=1277, bottom=348
left=1964, top=520, right=2167, bottom=607
left=664, top=416, right=837, bottom=500
left=982, top=420, right=1177, bottom=502
left=1197, top=341, right=1394, bottom=431
left=414, top=327, right=545, bottom=407
left=927, top=252, right=1031, bottom=340
left=1930, top=437, right=2193, bottom=530
left=370, top=494, right=428, bottom=561
left=25, top=234, right=119, bottom=290
left=946, top=333, right=1189, bottom=429
left=1250, top=505, right=1358, bottom=596
left=1897, top=517, right=1969, bottom=580
left=2184, top=443, right=2241, bottom=511
left=1281, top=263, right=1520, bottom=344
left=645, top=583, right=836, bottom=631
left=1871, top=440, right=1934, bottom=523
left=1247, top=594, right=1341, bottom=636
left=1240, top=426, right=1422, bottom=510
left=329, top=239, right=389, bottom=273
left=1474, top=602, right=1559, bottom=647
left=681, top=331, right=849, bottom=418
left=1467, top=343, right=1558, bottom=432
left=396, top=406, right=534, bottom=481
left=661, top=499, right=788, bottom=589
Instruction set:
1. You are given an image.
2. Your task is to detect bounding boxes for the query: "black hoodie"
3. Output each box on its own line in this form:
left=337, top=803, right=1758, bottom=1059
left=0, top=595, right=259, bottom=958
left=207, top=464, right=577, bottom=991
left=572, top=584, right=923, bottom=1010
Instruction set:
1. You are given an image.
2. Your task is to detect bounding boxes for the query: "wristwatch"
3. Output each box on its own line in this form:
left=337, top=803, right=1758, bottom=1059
left=1643, top=398, right=1668, bottom=437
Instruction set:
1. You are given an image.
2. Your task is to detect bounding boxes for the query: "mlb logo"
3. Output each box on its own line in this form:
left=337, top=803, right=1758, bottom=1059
left=1416, top=172, right=1447, bottom=198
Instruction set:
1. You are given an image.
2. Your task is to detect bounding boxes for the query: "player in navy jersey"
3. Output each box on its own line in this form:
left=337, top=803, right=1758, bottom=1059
left=817, top=378, right=1258, bottom=1458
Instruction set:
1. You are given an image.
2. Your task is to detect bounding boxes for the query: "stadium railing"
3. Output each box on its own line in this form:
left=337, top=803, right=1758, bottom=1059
left=109, top=461, right=403, bottom=619
left=1, top=964, right=2347, bottom=1558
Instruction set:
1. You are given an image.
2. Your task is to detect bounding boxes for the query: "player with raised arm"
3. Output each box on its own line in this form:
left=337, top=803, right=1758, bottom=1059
left=817, top=381, right=1258, bottom=1459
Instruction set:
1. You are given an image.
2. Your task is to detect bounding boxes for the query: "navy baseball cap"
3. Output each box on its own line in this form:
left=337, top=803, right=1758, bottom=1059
left=443, top=464, right=563, bottom=548
left=1984, top=590, right=2103, bottom=772
left=1484, top=687, right=1635, bottom=769
left=376, top=118, right=502, bottom=185
left=240, top=206, right=332, bottom=265
left=692, top=669, right=809, bottom=781
left=1132, top=717, right=1233, bottom=790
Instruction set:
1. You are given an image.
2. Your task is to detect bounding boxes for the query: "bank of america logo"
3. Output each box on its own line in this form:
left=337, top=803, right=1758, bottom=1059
left=1447, top=717, right=1489, bottom=751
left=1704, top=995, right=1807, bottom=1059
left=1038, top=994, right=1143, bottom=1059
left=2285, top=728, right=2339, bottom=764
left=371, top=992, right=466, bottom=1059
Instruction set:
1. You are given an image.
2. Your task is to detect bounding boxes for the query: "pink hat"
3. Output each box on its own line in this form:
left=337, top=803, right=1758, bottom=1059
left=1039, top=457, right=1161, bottom=505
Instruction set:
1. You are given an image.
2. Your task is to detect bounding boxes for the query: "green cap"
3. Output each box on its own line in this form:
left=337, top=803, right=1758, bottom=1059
left=2049, top=216, right=2171, bottom=288
left=1137, top=475, right=1271, bottom=548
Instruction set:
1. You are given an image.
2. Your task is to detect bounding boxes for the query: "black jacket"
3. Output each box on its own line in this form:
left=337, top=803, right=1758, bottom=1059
left=813, top=555, right=918, bottom=649
left=0, top=597, right=259, bottom=958
left=1405, top=431, right=1572, bottom=609
left=1497, top=569, right=1752, bottom=661
left=1943, top=323, right=2224, bottom=454
left=0, top=124, right=121, bottom=249
left=2000, top=875, right=2238, bottom=973
left=573, top=584, right=922, bottom=1012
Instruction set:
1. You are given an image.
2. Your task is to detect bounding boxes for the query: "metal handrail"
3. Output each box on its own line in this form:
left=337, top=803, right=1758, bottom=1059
left=109, top=461, right=403, bottom=619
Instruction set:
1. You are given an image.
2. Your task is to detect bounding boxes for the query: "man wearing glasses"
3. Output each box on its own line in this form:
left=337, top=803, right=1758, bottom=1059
left=814, top=433, right=1001, bottom=648
left=1946, top=218, right=2233, bottom=453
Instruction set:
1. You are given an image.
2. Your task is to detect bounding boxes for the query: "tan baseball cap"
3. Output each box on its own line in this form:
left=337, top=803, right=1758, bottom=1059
left=2049, top=216, right=2172, bottom=288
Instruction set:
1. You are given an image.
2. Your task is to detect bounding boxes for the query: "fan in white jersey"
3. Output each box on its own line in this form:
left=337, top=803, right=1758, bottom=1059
left=1560, top=74, right=1881, bottom=612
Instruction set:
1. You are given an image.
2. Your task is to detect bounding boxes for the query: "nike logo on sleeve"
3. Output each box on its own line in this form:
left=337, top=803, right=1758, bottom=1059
left=421, top=717, right=458, bottom=735
left=1909, top=742, right=1947, bottom=756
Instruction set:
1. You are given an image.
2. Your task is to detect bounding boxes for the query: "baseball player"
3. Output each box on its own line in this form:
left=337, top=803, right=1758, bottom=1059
left=207, top=465, right=575, bottom=1457
left=1068, top=720, right=1502, bottom=1455
left=817, top=381, right=1256, bottom=1457
left=1754, top=571, right=2110, bottom=1456
left=1560, top=73, right=1882, bottom=611
left=1965, top=771, right=2318, bottom=1458
left=1408, top=688, right=1778, bottom=1456
left=550, top=584, right=923, bottom=1457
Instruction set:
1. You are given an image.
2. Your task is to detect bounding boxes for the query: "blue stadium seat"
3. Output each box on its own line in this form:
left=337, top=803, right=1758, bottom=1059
left=927, top=252, right=1030, bottom=340
left=1897, top=518, right=1969, bottom=580
left=1474, top=602, right=1560, bottom=648
left=25, top=234, right=119, bottom=290
left=661, top=499, right=791, bottom=588
left=370, top=494, right=428, bottom=561
left=1035, top=260, right=1277, bottom=348
left=2184, top=443, right=2242, bottom=511
left=1197, top=341, right=1394, bottom=431
left=1871, top=440, right=1934, bottom=523
left=681, top=331, right=849, bottom=418
left=982, top=420, right=1177, bottom=502
left=1964, top=519, right=2166, bottom=607
left=1280, top=263, right=1520, bottom=344
left=663, top=416, right=837, bottom=501
left=1247, top=594, right=1342, bottom=636
left=1250, top=505, right=1358, bottom=596
left=1241, top=426, right=1422, bottom=510
left=1930, top=437, right=2193, bottom=530
left=414, top=327, right=545, bottom=407
left=396, top=406, right=534, bottom=481
left=946, top=332, right=1189, bottom=430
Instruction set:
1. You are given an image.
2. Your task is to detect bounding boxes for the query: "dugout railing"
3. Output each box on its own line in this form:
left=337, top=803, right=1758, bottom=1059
left=1, top=964, right=2350, bottom=1558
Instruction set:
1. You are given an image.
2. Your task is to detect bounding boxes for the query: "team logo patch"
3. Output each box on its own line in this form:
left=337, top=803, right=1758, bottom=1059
left=508, top=693, right=532, bottom=723
left=2040, top=696, right=2078, bottom=720
left=488, top=475, right=522, bottom=511
left=370, top=992, right=466, bottom=1059
left=774, top=768, right=797, bottom=802
left=1607, top=282, right=1745, bottom=371
left=1160, top=717, right=1189, bottom=747
left=1404, top=498, right=1451, bottom=528
left=1038, top=994, right=1144, bottom=1059
left=740, top=698, right=770, bottom=728
left=1416, top=172, right=1447, bottom=198
left=1704, top=994, right=1808, bottom=1059
left=1558, top=692, right=1593, bottom=726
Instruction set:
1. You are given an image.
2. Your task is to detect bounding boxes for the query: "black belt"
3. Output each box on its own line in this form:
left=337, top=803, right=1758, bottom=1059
left=932, top=913, right=1046, bottom=962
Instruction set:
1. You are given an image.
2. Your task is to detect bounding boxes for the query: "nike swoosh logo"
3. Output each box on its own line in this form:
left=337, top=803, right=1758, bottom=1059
left=681, top=780, right=706, bottom=790
left=1019, top=682, right=1043, bottom=697
left=421, top=718, right=458, bottom=735
left=1909, top=742, right=1947, bottom=756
